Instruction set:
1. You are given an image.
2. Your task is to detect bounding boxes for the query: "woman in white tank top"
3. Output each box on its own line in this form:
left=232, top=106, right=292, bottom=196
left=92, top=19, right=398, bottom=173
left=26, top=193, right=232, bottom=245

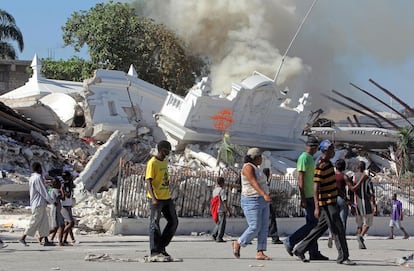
left=232, top=148, right=272, bottom=261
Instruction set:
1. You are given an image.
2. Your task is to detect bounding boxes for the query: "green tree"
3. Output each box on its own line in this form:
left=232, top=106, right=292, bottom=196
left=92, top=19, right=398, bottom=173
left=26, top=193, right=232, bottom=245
left=41, top=57, right=97, bottom=82
left=62, top=2, right=206, bottom=95
left=0, top=9, right=24, bottom=59
left=396, top=126, right=414, bottom=177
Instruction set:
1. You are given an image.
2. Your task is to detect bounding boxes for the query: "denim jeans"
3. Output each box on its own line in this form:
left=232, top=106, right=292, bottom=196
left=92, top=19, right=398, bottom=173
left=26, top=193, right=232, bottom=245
left=337, top=196, right=349, bottom=232
left=148, top=198, right=179, bottom=255
left=212, top=212, right=226, bottom=239
left=284, top=197, right=319, bottom=256
left=294, top=204, right=349, bottom=263
left=238, top=196, right=269, bottom=251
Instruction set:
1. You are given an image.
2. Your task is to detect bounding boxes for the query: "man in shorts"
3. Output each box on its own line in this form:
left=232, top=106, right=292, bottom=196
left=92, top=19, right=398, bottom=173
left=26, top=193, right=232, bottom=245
left=388, top=193, right=409, bottom=239
left=352, top=161, right=376, bottom=249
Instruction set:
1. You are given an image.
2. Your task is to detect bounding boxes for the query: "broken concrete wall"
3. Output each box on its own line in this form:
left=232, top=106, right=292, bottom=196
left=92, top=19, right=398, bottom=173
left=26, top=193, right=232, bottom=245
left=82, top=69, right=168, bottom=142
left=157, top=74, right=312, bottom=150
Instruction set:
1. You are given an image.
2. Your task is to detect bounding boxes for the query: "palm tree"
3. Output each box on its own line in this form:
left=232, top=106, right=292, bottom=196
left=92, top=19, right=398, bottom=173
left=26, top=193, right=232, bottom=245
left=0, top=9, right=24, bottom=59
left=396, top=126, right=414, bottom=177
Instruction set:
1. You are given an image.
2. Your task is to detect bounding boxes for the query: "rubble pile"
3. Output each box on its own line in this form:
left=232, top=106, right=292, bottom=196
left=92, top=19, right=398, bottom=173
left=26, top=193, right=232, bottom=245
left=0, top=125, right=410, bottom=234
left=73, top=190, right=116, bottom=234
left=0, top=130, right=96, bottom=186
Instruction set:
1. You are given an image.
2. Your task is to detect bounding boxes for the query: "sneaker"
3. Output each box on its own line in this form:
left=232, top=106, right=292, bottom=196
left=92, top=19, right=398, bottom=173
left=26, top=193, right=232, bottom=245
left=339, top=259, right=356, bottom=265
left=150, top=252, right=162, bottom=257
left=272, top=239, right=283, bottom=244
left=216, top=238, right=226, bottom=243
left=0, top=243, right=7, bottom=249
left=310, top=253, right=329, bottom=261
left=160, top=250, right=171, bottom=260
left=293, top=250, right=309, bottom=263
left=152, top=253, right=171, bottom=262
left=327, top=237, right=333, bottom=248
left=212, top=235, right=217, bottom=241
left=387, top=236, right=394, bottom=239
left=284, top=240, right=293, bottom=256
left=404, top=235, right=409, bottom=239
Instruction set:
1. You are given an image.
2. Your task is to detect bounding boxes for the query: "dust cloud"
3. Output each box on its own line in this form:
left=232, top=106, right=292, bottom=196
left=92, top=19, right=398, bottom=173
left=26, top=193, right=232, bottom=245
left=132, top=0, right=414, bottom=114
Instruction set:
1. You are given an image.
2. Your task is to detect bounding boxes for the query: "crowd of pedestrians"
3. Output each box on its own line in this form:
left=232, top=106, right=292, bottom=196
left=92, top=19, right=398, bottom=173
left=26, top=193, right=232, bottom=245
left=16, top=161, right=78, bottom=247
left=1, top=138, right=409, bottom=268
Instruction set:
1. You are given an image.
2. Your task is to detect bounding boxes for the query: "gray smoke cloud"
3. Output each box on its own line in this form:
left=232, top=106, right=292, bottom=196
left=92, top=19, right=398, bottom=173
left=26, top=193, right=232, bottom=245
left=132, top=0, right=414, bottom=114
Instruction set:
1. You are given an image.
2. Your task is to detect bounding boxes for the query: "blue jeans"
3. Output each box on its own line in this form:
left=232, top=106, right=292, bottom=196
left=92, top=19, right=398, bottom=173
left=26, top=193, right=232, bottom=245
left=148, top=199, right=179, bottom=255
left=238, top=196, right=269, bottom=251
left=337, top=196, right=349, bottom=232
left=285, top=197, right=319, bottom=256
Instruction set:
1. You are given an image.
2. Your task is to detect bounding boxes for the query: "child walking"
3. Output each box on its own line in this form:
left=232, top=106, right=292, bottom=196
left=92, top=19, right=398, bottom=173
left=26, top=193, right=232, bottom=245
left=49, top=177, right=65, bottom=246
left=211, top=177, right=231, bottom=242
left=388, top=193, right=409, bottom=239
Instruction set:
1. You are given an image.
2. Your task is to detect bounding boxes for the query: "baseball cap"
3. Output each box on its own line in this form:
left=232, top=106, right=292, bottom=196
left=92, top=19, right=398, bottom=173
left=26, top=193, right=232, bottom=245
left=247, top=147, right=262, bottom=158
left=306, top=136, right=319, bottom=147
left=319, top=139, right=334, bottom=152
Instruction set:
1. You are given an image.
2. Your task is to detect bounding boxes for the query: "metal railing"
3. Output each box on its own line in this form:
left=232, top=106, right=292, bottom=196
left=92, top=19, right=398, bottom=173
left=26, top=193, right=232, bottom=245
left=114, top=159, right=414, bottom=218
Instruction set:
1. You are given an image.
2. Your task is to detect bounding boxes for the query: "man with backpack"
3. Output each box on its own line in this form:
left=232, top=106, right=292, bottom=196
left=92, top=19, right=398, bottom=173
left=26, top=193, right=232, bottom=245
left=211, top=177, right=231, bottom=242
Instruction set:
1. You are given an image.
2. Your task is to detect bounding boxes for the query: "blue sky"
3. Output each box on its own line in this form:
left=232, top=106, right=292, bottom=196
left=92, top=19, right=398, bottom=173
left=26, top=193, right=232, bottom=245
left=2, top=0, right=106, bottom=60
left=2, top=0, right=414, bottom=112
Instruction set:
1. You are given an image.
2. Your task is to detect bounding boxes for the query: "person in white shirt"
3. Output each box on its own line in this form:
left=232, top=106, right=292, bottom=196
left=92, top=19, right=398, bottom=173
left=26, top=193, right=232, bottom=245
left=19, top=162, right=54, bottom=246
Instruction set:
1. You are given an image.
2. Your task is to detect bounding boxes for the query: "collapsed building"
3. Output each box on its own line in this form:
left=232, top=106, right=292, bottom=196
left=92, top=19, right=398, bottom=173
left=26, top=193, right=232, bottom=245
left=0, top=55, right=411, bottom=233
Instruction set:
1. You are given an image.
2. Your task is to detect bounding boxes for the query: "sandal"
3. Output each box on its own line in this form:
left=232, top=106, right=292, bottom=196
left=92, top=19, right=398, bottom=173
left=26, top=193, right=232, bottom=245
left=256, top=252, right=272, bottom=261
left=232, top=240, right=240, bottom=259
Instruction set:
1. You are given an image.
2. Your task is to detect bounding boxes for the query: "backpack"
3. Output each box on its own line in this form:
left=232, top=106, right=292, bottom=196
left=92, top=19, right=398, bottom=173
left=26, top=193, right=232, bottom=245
left=210, top=192, right=221, bottom=223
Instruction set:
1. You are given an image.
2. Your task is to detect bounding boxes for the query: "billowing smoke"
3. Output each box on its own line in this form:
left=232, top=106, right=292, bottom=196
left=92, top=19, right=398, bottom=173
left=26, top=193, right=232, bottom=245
left=132, top=0, right=414, bottom=114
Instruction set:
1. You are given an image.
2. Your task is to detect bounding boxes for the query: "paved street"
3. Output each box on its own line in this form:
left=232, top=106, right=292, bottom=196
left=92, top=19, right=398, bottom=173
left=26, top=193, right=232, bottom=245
left=0, top=232, right=412, bottom=271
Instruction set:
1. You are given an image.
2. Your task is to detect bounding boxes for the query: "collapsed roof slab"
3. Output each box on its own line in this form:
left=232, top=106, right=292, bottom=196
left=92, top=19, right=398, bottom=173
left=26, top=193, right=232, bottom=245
left=156, top=74, right=312, bottom=150
left=309, top=127, right=398, bottom=149
left=82, top=69, right=168, bottom=142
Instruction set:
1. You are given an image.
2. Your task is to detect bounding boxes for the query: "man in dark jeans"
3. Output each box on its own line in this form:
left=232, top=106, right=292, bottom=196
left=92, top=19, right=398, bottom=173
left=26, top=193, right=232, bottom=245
left=293, top=140, right=355, bottom=265
left=263, top=168, right=283, bottom=244
left=284, top=136, right=328, bottom=260
left=146, top=140, right=179, bottom=260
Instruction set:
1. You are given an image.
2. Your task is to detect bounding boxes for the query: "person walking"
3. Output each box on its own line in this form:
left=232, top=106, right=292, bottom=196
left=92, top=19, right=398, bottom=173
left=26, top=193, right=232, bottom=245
left=61, top=171, right=77, bottom=245
left=232, top=148, right=272, bottom=260
left=146, top=140, right=178, bottom=260
left=327, top=159, right=354, bottom=248
left=263, top=168, right=283, bottom=244
left=284, top=136, right=328, bottom=261
left=211, top=177, right=231, bottom=243
left=48, top=177, right=65, bottom=246
left=388, top=193, right=409, bottom=239
left=19, top=162, right=55, bottom=246
left=293, top=140, right=355, bottom=265
left=352, top=161, right=376, bottom=249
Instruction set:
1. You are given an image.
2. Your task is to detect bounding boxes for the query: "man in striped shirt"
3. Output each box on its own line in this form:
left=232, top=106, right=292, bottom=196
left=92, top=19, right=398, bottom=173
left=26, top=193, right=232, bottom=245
left=293, top=140, right=355, bottom=265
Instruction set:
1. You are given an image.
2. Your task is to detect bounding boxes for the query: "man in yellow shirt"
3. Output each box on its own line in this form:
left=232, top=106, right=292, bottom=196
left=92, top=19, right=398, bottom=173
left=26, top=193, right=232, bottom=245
left=146, top=140, right=178, bottom=260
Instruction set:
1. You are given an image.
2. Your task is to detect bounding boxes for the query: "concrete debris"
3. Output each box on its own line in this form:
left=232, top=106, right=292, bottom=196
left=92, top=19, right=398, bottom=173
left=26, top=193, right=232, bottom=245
left=0, top=55, right=409, bottom=235
left=396, top=253, right=414, bottom=268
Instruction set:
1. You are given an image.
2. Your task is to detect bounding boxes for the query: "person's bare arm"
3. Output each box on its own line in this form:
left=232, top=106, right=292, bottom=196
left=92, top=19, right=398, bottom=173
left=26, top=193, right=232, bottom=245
left=297, top=171, right=306, bottom=208
left=313, top=182, right=320, bottom=219
left=349, top=173, right=368, bottom=192
left=223, top=200, right=231, bottom=217
left=146, top=178, right=158, bottom=205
